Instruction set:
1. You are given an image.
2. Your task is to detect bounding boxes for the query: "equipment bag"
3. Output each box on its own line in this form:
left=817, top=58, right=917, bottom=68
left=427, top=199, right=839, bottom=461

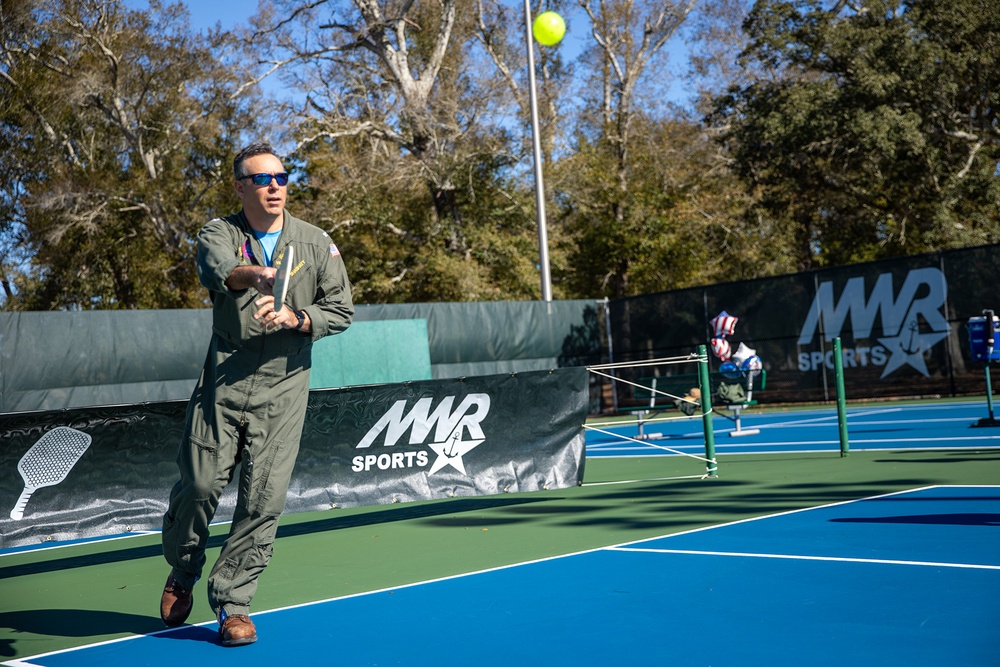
left=716, top=379, right=747, bottom=405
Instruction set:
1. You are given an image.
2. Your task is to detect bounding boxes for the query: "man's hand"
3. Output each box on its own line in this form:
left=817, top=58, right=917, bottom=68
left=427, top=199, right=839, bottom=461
left=254, top=296, right=309, bottom=333
left=226, top=266, right=309, bottom=332
left=254, top=296, right=295, bottom=332
left=226, top=265, right=276, bottom=295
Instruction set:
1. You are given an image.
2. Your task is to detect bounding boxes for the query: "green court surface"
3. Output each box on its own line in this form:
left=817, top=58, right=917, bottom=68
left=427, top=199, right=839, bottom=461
left=3, top=446, right=999, bottom=662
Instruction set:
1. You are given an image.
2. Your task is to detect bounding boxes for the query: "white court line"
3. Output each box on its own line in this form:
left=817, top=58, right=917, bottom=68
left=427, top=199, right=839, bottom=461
left=0, top=531, right=160, bottom=558
left=607, top=483, right=1000, bottom=571
left=3, top=539, right=622, bottom=667
left=589, top=445, right=1000, bottom=460
left=589, top=434, right=1000, bottom=452
left=584, top=475, right=708, bottom=486
left=715, top=435, right=1000, bottom=446
left=711, top=410, right=977, bottom=431
left=8, top=485, right=998, bottom=667
left=586, top=403, right=983, bottom=442
left=705, top=402, right=982, bottom=431
left=610, top=547, right=1000, bottom=571
left=838, top=416, right=985, bottom=426
left=582, top=424, right=712, bottom=462
left=814, top=435, right=1000, bottom=445
left=594, top=432, right=1000, bottom=446
left=762, top=407, right=901, bottom=428
left=605, top=485, right=998, bottom=551
left=874, top=401, right=983, bottom=412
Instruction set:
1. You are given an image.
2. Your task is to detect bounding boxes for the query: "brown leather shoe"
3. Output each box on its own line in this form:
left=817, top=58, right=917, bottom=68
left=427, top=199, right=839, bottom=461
left=219, top=613, right=257, bottom=647
left=159, top=571, right=193, bottom=627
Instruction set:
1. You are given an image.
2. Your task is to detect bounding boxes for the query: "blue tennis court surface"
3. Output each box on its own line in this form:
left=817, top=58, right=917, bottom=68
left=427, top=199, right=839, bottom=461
left=10, top=485, right=998, bottom=667
left=585, top=400, right=1000, bottom=457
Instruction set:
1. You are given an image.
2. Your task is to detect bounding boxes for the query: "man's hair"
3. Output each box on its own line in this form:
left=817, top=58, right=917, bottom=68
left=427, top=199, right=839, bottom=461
left=233, top=142, right=281, bottom=179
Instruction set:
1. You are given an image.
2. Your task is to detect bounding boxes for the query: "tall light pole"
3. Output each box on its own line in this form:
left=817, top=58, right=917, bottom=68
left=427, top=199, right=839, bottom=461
left=523, top=1, right=553, bottom=302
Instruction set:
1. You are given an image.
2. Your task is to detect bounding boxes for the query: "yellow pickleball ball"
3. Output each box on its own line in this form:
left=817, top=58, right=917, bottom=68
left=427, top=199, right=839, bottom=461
left=532, top=11, right=566, bottom=47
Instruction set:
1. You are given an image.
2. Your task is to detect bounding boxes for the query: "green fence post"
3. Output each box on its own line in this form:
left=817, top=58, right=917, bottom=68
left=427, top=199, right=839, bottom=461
left=697, top=345, right=717, bottom=477
left=834, top=337, right=850, bottom=457
left=985, top=363, right=996, bottom=423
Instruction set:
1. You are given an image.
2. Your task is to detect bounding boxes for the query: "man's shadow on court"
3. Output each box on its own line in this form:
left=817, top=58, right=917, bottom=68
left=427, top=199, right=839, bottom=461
left=0, top=609, right=219, bottom=656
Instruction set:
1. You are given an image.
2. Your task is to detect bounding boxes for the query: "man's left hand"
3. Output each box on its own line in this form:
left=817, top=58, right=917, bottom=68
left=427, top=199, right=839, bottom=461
left=254, top=296, right=300, bottom=332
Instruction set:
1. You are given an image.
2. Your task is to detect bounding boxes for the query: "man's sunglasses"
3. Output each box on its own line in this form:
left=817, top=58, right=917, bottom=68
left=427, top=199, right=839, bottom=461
left=239, top=172, right=289, bottom=187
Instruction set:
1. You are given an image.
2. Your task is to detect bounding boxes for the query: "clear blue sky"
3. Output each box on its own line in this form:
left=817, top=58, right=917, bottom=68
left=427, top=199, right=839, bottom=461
left=124, top=1, right=692, bottom=107
left=168, top=0, right=248, bottom=32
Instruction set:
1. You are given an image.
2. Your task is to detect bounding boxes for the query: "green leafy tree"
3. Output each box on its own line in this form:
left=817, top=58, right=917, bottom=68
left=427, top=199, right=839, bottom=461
left=0, top=0, right=261, bottom=310
left=557, top=114, right=756, bottom=296
left=711, top=0, right=1000, bottom=271
left=290, top=125, right=544, bottom=303
left=256, top=0, right=563, bottom=302
left=555, top=0, right=707, bottom=298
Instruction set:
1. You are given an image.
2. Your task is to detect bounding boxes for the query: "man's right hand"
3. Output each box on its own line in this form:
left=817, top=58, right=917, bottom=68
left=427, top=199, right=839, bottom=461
left=225, top=265, right=277, bottom=295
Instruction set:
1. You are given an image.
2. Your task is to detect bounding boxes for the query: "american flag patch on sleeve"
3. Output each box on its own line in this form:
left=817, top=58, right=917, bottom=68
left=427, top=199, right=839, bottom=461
left=329, top=243, right=341, bottom=257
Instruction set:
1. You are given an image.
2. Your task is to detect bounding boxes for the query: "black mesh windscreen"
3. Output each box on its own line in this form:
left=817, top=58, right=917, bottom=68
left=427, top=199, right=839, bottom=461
left=602, top=244, right=1000, bottom=411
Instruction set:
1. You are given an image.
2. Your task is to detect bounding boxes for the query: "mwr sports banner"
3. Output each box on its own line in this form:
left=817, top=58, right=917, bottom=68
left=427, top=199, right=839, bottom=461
left=608, top=244, right=1000, bottom=404
left=0, top=368, right=588, bottom=549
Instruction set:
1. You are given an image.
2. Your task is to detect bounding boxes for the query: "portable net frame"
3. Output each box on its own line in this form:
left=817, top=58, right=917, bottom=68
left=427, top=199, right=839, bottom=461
left=586, top=345, right=718, bottom=478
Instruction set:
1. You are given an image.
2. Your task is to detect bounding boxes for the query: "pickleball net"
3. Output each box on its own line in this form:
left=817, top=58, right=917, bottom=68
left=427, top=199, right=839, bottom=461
left=586, top=346, right=718, bottom=478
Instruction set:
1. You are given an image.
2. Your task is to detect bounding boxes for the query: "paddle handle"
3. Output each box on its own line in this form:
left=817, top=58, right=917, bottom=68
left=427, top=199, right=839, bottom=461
left=10, top=486, right=35, bottom=520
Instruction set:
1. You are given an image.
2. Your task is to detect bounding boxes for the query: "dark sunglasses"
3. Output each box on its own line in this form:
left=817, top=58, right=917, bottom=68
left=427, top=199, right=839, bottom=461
left=240, top=172, right=289, bottom=187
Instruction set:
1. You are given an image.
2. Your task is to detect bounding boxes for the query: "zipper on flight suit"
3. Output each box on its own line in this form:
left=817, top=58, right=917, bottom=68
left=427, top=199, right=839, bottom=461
left=236, top=233, right=284, bottom=447
left=237, top=345, right=266, bottom=434
left=234, top=336, right=267, bottom=498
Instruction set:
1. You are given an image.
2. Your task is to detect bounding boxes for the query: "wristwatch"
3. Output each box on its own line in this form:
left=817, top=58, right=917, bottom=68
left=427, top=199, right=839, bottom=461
left=293, top=309, right=306, bottom=331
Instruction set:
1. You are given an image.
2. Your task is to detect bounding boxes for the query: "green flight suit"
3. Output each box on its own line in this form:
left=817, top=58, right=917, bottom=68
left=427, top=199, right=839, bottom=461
left=162, top=209, right=353, bottom=619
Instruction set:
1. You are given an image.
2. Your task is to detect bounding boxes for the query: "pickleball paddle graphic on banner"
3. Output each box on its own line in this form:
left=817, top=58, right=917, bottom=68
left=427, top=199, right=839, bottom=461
left=9, top=426, right=92, bottom=520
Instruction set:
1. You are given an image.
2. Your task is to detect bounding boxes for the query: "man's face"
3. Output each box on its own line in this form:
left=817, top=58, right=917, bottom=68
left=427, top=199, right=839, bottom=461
left=235, top=153, right=287, bottom=221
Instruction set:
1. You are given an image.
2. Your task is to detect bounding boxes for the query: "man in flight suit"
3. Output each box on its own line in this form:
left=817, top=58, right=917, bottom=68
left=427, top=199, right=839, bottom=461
left=158, top=142, right=353, bottom=646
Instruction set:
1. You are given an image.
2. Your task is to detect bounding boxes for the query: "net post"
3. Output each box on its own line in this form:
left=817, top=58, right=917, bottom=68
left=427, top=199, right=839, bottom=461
left=696, top=345, right=717, bottom=477
left=986, top=363, right=996, bottom=421
left=833, top=337, right=850, bottom=457
left=985, top=309, right=996, bottom=423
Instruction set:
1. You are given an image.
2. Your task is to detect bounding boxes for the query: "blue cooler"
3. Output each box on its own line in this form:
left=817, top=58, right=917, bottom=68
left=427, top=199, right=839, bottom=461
left=968, top=316, right=1000, bottom=362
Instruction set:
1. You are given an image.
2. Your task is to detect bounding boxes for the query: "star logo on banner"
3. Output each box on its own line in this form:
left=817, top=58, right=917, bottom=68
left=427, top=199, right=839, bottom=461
left=877, top=321, right=950, bottom=379
left=426, top=429, right=485, bottom=475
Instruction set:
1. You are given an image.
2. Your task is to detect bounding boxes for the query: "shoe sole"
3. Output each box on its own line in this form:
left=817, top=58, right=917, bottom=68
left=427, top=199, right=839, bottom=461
left=160, top=600, right=193, bottom=627
left=221, top=635, right=258, bottom=647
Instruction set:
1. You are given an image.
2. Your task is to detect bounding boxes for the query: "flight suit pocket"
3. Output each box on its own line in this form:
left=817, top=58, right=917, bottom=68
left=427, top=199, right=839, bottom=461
left=250, top=440, right=286, bottom=516
left=246, top=527, right=276, bottom=572
left=179, top=434, right=222, bottom=501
